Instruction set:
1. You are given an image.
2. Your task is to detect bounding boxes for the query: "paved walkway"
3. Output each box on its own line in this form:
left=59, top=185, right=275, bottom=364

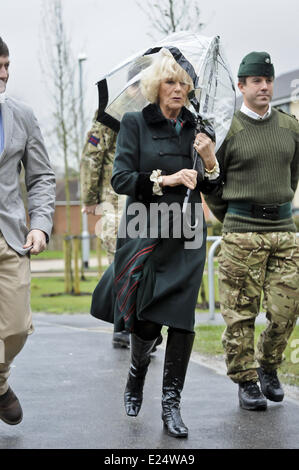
left=1, top=313, right=298, bottom=450
left=30, top=257, right=101, bottom=277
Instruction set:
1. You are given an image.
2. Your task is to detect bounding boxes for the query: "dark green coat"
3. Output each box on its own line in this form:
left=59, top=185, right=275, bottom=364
left=91, top=104, right=221, bottom=332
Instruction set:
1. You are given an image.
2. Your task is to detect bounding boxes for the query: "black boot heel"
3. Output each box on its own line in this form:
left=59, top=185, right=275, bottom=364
left=162, top=407, right=188, bottom=438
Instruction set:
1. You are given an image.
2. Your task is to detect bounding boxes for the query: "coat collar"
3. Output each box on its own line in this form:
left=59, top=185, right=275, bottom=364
left=142, top=103, right=195, bottom=128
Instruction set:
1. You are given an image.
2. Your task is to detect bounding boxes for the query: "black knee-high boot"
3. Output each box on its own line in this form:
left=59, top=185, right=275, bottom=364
left=162, top=329, right=195, bottom=438
left=124, top=333, right=157, bottom=417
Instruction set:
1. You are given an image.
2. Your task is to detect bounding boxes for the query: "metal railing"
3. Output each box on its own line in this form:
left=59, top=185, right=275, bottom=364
left=207, top=235, right=222, bottom=321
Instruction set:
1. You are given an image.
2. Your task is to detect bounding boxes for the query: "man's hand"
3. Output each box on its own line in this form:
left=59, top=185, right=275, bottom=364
left=23, top=229, right=47, bottom=255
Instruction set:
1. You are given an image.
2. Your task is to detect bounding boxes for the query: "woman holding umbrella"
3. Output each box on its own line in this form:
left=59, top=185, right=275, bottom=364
left=109, top=48, right=221, bottom=438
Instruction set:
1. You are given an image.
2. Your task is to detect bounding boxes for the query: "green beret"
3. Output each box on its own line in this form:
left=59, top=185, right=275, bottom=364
left=238, top=51, right=275, bottom=78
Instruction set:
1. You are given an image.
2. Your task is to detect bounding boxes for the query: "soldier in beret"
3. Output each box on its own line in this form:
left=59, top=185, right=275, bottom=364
left=205, top=51, right=299, bottom=410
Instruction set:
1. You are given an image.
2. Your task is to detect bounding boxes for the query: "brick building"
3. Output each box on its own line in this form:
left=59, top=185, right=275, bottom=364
left=50, top=178, right=101, bottom=250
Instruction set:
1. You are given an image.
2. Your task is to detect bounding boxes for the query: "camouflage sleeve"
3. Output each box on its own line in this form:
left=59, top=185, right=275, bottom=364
left=80, top=119, right=112, bottom=205
left=98, top=129, right=117, bottom=203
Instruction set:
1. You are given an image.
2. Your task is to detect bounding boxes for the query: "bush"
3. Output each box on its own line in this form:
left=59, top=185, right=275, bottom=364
left=293, top=215, right=299, bottom=232
left=212, top=220, right=223, bottom=236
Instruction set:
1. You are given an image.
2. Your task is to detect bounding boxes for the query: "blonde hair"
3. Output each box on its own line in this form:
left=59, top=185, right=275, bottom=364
left=140, top=48, right=194, bottom=104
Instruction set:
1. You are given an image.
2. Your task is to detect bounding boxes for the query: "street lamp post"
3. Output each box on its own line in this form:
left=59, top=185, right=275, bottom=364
left=78, top=54, right=90, bottom=269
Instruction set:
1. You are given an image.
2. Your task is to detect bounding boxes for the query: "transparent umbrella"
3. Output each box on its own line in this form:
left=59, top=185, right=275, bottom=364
left=96, top=31, right=236, bottom=153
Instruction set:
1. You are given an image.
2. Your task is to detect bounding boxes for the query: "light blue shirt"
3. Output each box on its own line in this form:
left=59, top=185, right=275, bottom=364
left=0, top=106, right=4, bottom=154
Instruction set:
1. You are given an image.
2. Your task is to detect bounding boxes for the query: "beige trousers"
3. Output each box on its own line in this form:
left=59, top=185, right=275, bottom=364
left=0, top=233, right=33, bottom=395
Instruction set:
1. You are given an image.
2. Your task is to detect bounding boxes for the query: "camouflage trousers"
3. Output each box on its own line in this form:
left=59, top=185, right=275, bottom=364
left=218, top=232, right=299, bottom=383
left=95, top=192, right=126, bottom=264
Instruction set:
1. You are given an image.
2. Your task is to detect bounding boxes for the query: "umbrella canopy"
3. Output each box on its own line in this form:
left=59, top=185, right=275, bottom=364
left=96, top=31, right=236, bottom=152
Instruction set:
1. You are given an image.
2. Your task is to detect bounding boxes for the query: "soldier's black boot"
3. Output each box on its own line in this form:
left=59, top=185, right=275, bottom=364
left=257, top=367, right=284, bottom=402
left=124, top=333, right=157, bottom=417
left=161, top=329, right=195, bottom=438
left=238, top=380, right=267, bottom=411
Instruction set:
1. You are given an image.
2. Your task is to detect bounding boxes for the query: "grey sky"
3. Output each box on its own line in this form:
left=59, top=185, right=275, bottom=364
left=2, top=0, right=299, bottom=166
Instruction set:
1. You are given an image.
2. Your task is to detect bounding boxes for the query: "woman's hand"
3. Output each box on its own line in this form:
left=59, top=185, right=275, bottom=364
left=162, top=169, right=198, bottom=190
left=193, top=132, right=216, bottom=171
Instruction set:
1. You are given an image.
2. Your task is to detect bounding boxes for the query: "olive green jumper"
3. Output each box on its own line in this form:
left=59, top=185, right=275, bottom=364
left=205, top=108, right=299, bottom=232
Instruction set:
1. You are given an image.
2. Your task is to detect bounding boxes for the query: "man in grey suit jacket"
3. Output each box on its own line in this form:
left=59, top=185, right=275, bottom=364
left=0, top=37, right=56, bottom=425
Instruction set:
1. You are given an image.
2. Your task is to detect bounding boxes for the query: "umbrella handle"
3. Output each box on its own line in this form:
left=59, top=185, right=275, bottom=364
left=182, top=190, right=199, bottom=229
left=182, top=189, right=191, bottom=215
left=182, top=113, right=215, bottom=227
left=182, top=184, right=199, bottom=229
left=182, top=149, right=198, bottom=214
left=182, top=145, right=200, bottom=228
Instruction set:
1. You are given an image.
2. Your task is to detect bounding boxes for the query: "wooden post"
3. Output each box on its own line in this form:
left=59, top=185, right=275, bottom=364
left=199, top=222, right=213, bottom=309
left=63, top=237, right=72, bottom=294
left=73, top=237, right=80, bottom=295
left=96, top=236, right=102, bottom=278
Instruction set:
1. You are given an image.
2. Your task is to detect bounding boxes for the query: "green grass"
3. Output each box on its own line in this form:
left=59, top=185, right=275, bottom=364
left=194, top=324, right=225, bottom=356
left=30, top=271, right=218, bottom=314
left=31, top=276, right=99, bottom=313
left=35, top=250, right=100, bottom=260
left=198, top=270, right=219, bottom=308
left=33, top=251, right=219, bottom=310
left=194, top=324, right=299, bottom=387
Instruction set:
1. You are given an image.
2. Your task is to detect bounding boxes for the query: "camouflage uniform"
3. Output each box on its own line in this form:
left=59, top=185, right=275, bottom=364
left=80, top=113, right=125, bottom=263
left=205, top=107, right=299, bottom=384
left=219, top=232, right=299, bottom=383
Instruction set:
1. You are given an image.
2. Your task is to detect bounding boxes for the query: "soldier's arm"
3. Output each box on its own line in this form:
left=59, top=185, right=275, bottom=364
left=80, top=119, right=106, bottom=206
left=98, top=128, right=117, bottom=203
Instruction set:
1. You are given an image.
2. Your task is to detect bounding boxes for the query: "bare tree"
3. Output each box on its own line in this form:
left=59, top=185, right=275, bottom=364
left=136, top=0, right=205, bottom=37
left=39, top=0, right=82, bottom=293
left=40, top=0, right=76, bottom=231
